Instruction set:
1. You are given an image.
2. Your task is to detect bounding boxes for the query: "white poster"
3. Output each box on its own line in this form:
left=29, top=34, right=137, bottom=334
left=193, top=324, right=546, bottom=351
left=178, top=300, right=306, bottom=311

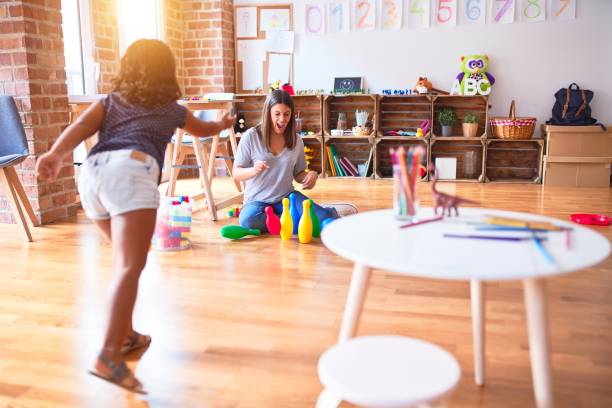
left=490, top=0, right=515, bottom=24
left=305, top=2, right=325, bottom=34
left=408, top=0, right=431, bottom=28
left=267, top=53, right=291, bottom=85
left=520, top=0, right=545, bottom=22
left=260, top=8, right=290, bottom=31
left=550, top=0, right=576, bottom=21
left=462, top=0, right=486, bottom=25
left=237, top=40, right=266, bottom=90
left=265, top=30, right=294, bottom=53
left=328, top=0, right=350, bottom=33
left=382, top=0, right=403, bottom=29
left=354, top=0, right=376, bottom=31
left=235, top=7, right=257, bottom=38
left=435, top=0, right=457, bottom=27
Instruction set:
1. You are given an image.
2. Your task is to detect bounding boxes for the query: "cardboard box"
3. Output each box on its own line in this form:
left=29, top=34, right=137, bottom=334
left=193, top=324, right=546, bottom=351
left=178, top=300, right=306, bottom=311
left=544, top=125, right=612, bottom=157
left=543, top=156, right=611, bottom=187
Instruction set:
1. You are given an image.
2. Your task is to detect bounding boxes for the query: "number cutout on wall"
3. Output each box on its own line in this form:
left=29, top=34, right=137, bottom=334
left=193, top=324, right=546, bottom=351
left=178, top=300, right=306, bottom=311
left=305, top=2, right=325, bottom=34
left=408, top=0, right=431, bottom=28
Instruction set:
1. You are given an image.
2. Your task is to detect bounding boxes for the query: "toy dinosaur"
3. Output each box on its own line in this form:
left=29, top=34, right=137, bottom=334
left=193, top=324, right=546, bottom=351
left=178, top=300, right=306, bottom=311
left=430, top=165, right=478, bottom=216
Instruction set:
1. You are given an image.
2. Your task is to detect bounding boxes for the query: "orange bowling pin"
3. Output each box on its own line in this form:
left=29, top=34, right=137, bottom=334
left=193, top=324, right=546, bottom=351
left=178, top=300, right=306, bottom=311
left=298, top=200, right=313, bottom=244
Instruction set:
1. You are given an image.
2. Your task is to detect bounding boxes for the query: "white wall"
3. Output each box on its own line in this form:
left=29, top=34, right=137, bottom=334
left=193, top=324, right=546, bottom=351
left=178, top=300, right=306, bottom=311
left=235, top=1, right=612, bottom=132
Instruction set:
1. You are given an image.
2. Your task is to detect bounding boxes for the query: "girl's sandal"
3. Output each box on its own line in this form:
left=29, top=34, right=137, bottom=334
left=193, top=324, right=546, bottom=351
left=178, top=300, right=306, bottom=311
left=120, top=332, right=152, bottom=356
left=89, top=353, right=147, bottom=394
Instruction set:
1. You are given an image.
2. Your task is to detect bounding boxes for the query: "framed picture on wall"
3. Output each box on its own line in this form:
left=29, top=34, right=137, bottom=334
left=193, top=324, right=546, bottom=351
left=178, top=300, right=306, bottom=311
left=334, top=77, right=363, bottom=93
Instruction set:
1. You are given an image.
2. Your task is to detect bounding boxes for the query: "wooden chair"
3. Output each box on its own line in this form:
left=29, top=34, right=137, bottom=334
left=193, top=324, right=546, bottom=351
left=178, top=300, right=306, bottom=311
left=0, top=96, right=40, bottom=242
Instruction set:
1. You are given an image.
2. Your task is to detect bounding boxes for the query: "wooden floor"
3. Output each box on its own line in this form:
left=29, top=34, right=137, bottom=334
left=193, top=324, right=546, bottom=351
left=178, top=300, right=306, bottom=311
left=0, top=178, right=611, bottom=408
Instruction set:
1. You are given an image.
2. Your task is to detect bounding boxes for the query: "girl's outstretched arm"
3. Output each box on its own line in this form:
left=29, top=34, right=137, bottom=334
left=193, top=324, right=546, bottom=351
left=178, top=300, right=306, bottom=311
left=183, top=110, right=235, bottom=137
left=36, top=101, right=104, bottom=181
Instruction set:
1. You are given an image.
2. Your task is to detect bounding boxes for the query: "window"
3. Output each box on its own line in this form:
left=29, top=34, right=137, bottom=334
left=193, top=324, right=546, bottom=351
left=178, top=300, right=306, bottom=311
left=117, top=0, right=165, bottom=55
left=61, top=0, right=96, bottom=95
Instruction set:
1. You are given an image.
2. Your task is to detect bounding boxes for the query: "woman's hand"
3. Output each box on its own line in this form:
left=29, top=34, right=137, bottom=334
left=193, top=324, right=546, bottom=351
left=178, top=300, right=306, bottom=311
left=252, top=160, right=269, bottom=177
left=301, top=171, right=318, bottom=190
left=36, top=151, right=63, bottom=182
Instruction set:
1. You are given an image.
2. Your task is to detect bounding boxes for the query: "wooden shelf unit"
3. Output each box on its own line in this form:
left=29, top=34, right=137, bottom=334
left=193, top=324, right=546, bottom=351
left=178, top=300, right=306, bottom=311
left=432, top=95, right=488, bottom=138
left=374, top=137, right=429, bottom=180
left=430, top=137, right=485, bottom=182
left=229, top=93, right=543, bottom=184
left=323, top=94, right=377, bottom=137
left=293, top=95, right=323, bottom=136
left=377, top=95, right=432, bottom=137
left=324, top=135, right=375, bottom=178
left=485, top=138, right=545, bottom=183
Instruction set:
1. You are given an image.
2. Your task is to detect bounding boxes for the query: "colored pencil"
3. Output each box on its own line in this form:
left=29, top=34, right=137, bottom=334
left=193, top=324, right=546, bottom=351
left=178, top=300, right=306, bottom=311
left=443, top=234, right=548, bottom=242
left=399, top=216, right=444, bottom=229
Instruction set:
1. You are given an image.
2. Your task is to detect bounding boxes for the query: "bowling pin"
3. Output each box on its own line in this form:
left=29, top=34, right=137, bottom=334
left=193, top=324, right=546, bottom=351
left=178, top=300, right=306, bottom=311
left=265, top=206, right=281, bottom=235
left=280, top=198, right=293, bottom=241
left=298, top=200, right=313, bottom=244
left=289, top=192, right=300, bottom=234
left=308, top=199, right=320, bottom=238
left=221, top=225, right=261, bottom=240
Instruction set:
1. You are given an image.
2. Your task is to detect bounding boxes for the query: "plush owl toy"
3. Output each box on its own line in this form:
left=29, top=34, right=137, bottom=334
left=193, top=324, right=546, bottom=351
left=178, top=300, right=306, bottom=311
left=456, top=55, right=495, bottom=94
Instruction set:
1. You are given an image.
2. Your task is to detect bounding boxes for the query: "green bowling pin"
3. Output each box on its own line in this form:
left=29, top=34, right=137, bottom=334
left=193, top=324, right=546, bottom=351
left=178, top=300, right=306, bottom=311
left=221, top=225, right=261, bottom=240
left=308, top=199, right=320, bottom=238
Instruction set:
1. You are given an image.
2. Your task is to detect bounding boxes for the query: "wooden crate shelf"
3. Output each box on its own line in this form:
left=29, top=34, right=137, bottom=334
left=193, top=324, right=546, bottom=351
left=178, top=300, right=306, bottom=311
left=374, top=138, right=429, bottom=180
left=377, top=95, right=432, bottom=137
left=323, top=94, right=377, bottom=137
left=234, top=94, right=266, bottom=134
left=485, top=138, right=545, bottom=183
left=293, top=95, right=323, bottom=136
left=324, top=136, right=375, bottom=178
left=302, top=135, right=325, bottom=176
left=430, top=138, right=485, bottom=182
left=432, top=95, right=488, bottom=138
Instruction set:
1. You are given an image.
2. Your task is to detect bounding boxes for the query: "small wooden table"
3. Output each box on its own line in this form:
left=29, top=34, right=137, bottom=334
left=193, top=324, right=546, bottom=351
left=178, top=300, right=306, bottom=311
left=321, top=208, right=611, bottom=408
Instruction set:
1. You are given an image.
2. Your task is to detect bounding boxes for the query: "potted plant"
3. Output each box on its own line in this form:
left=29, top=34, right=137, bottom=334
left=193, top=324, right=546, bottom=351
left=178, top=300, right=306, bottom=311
left=438, top=108, right=456, bottom=137
left=462, top=112, right=479, bottom=137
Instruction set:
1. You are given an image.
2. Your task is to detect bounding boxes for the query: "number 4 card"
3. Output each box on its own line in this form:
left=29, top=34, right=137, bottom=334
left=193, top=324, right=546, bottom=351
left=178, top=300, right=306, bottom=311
left=408, top=0, right=431, bottom=28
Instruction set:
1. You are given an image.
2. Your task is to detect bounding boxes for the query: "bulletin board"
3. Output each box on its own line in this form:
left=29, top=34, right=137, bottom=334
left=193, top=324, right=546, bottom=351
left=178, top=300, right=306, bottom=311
left=234, top=4, right=294, bottom=94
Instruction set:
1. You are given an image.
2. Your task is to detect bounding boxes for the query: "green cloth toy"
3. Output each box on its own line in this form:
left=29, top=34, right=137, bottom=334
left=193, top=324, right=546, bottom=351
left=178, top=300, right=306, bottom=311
left=456, top=55, right=495, bottom=94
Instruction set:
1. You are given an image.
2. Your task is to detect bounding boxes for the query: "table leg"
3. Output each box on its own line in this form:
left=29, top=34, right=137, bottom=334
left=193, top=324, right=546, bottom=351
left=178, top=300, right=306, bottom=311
left=470, top=279, right=485, bottom=386
left=338, top=263, right=371, bottom=342
left=523, top=278, right=554, bottom=408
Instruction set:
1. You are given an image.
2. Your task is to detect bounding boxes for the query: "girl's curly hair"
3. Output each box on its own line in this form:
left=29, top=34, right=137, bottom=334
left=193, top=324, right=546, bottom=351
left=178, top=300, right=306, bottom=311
left=112, top=39, right=182, bottom=109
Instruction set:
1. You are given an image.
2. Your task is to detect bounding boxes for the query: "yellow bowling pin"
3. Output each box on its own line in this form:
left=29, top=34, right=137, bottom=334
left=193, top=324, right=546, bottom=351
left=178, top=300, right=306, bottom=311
left=280, top=198, right=293, bottom=241
left=298, top=200, right=313, bottom=244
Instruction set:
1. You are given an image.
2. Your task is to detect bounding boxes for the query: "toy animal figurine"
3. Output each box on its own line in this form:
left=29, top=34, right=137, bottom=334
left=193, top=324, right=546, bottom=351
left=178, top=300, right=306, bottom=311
left=413, top=77, right=433, bottom=94
left=234, top=113, right=246, bottom=134
left=430, top=165, right=478, bottom=216
left=455, top=55, right=495, bottom=95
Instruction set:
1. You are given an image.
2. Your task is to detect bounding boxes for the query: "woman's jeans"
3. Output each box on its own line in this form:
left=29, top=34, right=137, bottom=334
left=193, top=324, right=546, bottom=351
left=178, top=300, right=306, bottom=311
left=239, top=191, right=338, bottom=232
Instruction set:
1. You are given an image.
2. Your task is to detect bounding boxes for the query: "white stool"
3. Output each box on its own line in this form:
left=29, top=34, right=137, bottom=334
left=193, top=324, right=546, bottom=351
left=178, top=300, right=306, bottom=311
left=317, top=336, right=460, bottom=408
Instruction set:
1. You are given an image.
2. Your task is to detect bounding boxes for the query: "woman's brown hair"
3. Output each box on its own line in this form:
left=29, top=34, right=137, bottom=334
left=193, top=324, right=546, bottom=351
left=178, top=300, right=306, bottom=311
left=259, top=90, right=297, bottom=151
left=112, top=39, right=182, bottom=109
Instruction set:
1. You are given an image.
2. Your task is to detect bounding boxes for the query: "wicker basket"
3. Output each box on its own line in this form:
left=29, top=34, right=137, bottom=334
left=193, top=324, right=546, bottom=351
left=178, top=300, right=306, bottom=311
left=490, top=100, right=536, bottom=139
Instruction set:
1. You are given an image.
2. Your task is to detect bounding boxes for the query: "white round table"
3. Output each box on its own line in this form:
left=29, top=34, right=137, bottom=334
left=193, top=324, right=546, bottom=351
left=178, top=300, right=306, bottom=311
left=321, top=208, right=610, bottom=408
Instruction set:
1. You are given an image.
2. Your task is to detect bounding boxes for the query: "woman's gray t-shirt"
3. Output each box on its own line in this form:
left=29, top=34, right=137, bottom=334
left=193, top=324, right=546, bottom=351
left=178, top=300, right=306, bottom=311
left=234, top=126, right=307, bottom=204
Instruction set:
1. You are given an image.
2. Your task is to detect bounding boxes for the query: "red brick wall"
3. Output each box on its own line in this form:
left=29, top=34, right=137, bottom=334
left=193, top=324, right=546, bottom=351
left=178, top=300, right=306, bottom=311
left=166, top=0, right=186, bottom=90
left=181, top=0, right=235, bottom=95
left=0, top=0, right=77, bottom=225
left=90, top=0, right=119, bottom=93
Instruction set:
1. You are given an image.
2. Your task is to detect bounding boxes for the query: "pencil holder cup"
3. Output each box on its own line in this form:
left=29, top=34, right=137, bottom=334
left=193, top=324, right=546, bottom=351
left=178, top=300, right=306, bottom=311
left=152, top=196, right=192, bottom=250
left=393, top=164, right=419, bottom=222
left=295, top=116, right=303, bottom=133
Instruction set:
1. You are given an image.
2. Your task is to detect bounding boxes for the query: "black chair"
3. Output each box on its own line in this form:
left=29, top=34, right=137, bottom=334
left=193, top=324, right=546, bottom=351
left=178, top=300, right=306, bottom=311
left=0, top=95, right=39, bottom=241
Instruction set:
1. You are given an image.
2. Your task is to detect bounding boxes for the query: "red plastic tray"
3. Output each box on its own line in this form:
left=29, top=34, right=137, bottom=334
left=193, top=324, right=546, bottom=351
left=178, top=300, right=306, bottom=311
left=570, top=213, right=611, bottom=226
